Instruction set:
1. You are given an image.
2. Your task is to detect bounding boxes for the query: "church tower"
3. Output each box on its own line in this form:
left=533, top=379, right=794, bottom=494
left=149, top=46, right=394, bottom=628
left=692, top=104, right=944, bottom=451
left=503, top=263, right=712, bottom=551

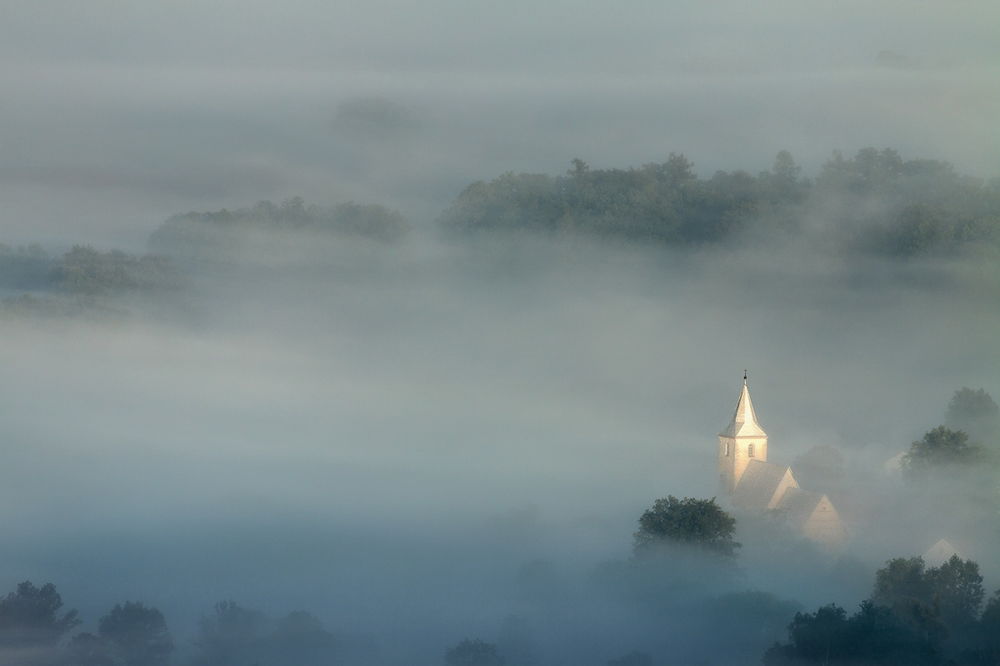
left=718, top=373, right=769, bottom=494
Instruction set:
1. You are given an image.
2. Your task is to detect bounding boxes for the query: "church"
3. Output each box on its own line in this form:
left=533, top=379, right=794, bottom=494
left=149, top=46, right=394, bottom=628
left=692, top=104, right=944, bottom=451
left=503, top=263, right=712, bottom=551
left=717, top=374, right=848, bottom=548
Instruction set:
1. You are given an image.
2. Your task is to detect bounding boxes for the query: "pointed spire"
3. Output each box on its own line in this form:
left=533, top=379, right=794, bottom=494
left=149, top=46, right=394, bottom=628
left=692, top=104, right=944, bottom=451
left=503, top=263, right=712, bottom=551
left=721, top=373, right=767, bottom=438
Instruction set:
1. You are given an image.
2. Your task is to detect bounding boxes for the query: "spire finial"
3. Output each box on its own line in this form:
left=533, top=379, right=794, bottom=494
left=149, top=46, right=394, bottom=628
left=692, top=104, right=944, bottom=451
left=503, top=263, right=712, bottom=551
left=743, top=369, right=748, bottom=384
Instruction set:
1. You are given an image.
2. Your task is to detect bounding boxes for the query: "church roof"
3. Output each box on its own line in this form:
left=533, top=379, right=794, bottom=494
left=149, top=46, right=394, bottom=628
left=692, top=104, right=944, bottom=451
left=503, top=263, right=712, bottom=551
left=775, top=487, right=826, bottom=527
left=733, top=460, right=797, bottom=510
left=720, top=376, right=767, bottom=438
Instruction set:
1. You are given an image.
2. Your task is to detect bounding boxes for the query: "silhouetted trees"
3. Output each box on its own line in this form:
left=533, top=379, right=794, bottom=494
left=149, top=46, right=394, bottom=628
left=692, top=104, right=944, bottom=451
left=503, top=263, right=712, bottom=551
left=97, top=602, right=173, bottom=666
left=902, top=427, right=982, bottom=478
left=946, top=388, right=1000, bottom=446
left=148, top=198, right=408, bottom=260
left=191, top=601, right=338, bottom=666
left=764, top=555, right=998, bottom=665
left=0, top=581, right=79, bottom=656
left=52, top=246, right=176, bottom=295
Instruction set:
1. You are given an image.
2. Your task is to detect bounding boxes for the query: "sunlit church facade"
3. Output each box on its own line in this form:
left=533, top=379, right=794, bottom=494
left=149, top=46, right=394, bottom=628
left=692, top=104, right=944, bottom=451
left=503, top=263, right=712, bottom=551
left=717, top=375, right=848, bottom=548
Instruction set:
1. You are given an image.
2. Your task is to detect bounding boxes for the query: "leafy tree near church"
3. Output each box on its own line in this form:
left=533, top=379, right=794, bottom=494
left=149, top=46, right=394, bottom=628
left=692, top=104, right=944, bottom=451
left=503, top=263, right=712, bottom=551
left=633, top=496, right=739, bottom=558
left=901, top=426, right=982, bottom=478
left=946, top=388, right=1000, bottom=445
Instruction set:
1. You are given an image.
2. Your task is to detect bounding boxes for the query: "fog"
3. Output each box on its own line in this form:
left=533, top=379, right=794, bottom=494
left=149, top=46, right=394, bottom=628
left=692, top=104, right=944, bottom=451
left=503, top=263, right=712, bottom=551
left=1, top=2, right=999, bottom=665
left=3, top=1, right=1000, bottom=248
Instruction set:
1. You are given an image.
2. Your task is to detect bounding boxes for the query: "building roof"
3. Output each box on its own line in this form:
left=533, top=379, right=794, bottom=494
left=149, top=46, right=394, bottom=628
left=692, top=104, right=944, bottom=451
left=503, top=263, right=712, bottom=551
left=720, top=376, right=767, bottom=438
left=776, top=487, right=826, bottom=527
left=733, top=460, right=797, bottom=510
left=923, top=538, right=962, bottom=566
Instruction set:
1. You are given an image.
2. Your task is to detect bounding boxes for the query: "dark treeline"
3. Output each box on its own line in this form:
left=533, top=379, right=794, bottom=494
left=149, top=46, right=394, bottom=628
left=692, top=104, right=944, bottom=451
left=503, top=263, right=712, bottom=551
left=0, top=245, right=179, bottom=318
left=148, top=197, right=408, bottom=261
left=0, top=583, right=349, bottom=666
left=438, top=149, right=1000, bottom=257
left=2, top=147, right=1000, bottom=319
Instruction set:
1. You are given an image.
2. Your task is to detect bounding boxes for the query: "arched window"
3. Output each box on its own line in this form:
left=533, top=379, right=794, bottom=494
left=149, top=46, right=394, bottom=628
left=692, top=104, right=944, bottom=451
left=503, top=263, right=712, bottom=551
left=748, top=443, right=755, bottom=457
left=724, top=442, right=730, bottom=456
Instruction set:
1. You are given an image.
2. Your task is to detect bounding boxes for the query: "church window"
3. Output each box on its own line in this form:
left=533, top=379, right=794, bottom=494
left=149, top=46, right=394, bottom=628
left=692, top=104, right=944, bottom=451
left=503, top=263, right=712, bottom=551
left=724, top=442, right=730, bottom=456
left=748, top=443, right=755, bottom=457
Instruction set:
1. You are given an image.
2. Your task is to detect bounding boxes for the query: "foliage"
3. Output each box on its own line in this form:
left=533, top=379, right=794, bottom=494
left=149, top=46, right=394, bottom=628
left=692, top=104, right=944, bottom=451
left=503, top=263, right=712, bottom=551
left=902, top=426, right=982, bottom=477
left=946, top=388, right=1000, bottom=445
left=764, top=555, right=998, bottom=664
left=872, top=555, right=984, bottom=636
left=0, top=581, right=79, bottom=650
left=439, top=148, right=1000, bottom=258
left=763, top=601, right=939, bottom=665
left=192, top=600, right=269, bottom=666
left=51, top=246, right=176, bottom=295
left=97, top=602, right=173, bottom=666
left=439, top=152, right=778, bottom=244
left=149, top=197, right=408, bottom=259
left=633, top=496, right=739, bottom=557
left=191, top=601, right=338, bottom=666
left=444, top=638, right=505, bottom=666
left=0, top=243, right=51, bottom=290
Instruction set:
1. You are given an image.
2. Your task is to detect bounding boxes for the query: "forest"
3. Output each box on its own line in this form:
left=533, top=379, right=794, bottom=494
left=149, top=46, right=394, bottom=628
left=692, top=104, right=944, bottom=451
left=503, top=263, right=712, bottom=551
left=3, top=148, right=999, bottom=315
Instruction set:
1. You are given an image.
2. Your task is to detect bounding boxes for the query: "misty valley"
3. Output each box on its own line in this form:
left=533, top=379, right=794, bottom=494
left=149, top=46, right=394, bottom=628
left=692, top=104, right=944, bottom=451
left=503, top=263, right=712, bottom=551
left=1, top=150, right=999, bottom=666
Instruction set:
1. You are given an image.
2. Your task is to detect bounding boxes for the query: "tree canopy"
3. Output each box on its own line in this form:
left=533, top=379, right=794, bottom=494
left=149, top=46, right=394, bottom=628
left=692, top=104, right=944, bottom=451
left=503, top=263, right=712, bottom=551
left=0, top=581, right=79, bottom=650
left=901, top=426, right=982, bottom=478
left=97, top=602, right=173, bottom=666
left=438, top=148, right=1000, bottom=258
left=633, top=496, right=739, bottom=557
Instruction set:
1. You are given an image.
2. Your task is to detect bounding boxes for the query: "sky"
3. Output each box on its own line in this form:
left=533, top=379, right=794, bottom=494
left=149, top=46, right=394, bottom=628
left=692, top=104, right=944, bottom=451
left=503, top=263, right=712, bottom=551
left=1, top=3, right=999, bottom=664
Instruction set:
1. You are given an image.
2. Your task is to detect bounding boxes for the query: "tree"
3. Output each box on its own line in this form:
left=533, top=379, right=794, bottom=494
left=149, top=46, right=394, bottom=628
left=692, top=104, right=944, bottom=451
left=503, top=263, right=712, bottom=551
left=763, top=602, right=938, bottom=665
left=763, top=604, right=851, bottom=664
left=872, top=555, right=983, bottom=642
left=0, top=581, right=79, bottom=650
left=633, top=496, right=739, bottom=557
left=975, top=590, right=1000, bottom=663
left=98, top=602, right=173, bottom=666
left=902, top=426, right=981, bottom=477
left=192, top=601, right=268, bottom=666
left=925, top=556, right=984, bottom=631
left=444, top=639, right=505, bottom=666
left=265, top=611, right=337, bottom=666
left=946, top=388, right=1000, bottom=444
left=771, top=150, right=801, bottom=184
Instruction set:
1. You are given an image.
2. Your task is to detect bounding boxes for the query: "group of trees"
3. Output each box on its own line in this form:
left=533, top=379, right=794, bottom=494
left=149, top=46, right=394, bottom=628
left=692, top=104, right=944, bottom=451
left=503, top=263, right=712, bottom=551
left=147, top=198, right=408, bottom=260
left=0, top=583, right=344, bottom=666
left=0, top=582, right=169, bottom=666
left=0, top=244, right=177, bottom=316
left=438, top=148, right=1000, bottom=257
left=764, top=556, right=1000, bottom=664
